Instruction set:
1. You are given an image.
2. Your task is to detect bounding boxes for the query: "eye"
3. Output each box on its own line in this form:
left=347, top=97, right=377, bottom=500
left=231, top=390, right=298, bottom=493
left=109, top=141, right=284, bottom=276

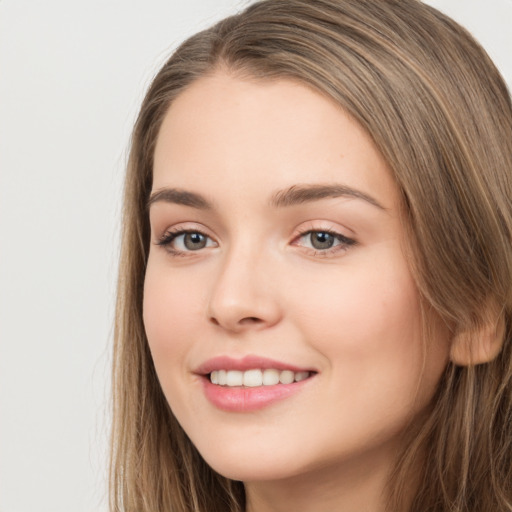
left=307, top=231, right=337, bottom=250
left=294, top=229, right=356, bottom=255
left=157, top=229, right=217, bottom=254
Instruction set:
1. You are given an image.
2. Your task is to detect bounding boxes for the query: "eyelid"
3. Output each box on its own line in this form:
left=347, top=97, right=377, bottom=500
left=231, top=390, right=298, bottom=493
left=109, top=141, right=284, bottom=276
left=291, top=223, right=357, bottom=256
left=155, top=223, right=218, bottom=255
left=291, top=221, right=355, bottom=240
left=153, top=221, right=356, bottom=258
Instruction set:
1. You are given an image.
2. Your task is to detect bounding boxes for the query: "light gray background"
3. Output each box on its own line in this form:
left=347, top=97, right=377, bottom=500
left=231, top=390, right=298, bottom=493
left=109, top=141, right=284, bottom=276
left=0, top=1, right=510, bottom=511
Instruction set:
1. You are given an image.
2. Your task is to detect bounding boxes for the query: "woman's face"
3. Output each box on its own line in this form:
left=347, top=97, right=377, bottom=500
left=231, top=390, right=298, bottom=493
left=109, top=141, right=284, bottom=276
left=144, top=72, right=450, bottom=484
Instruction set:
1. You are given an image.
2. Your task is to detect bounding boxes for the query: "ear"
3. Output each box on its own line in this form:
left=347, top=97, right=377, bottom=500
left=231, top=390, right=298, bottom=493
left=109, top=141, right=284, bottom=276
left=450, top=303, right=505, bottom=366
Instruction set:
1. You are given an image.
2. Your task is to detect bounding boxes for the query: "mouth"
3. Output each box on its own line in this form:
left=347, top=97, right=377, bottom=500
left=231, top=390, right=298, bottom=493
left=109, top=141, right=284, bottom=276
left=208, top=368, right=313, bottom=387
left=195, top=356, right=317, bottom=412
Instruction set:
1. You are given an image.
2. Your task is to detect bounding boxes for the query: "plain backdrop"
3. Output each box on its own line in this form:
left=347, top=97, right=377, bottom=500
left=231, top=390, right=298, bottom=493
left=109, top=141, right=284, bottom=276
left=0, top=1, right=510, bottom=511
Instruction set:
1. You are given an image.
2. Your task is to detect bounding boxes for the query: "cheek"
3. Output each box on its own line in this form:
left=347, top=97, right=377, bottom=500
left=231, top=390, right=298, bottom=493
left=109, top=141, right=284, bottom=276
left=142, top=262, right=203, bottom=371
left=291, top=256, right=446, bottom=404
left=294, top=260, right=421, bottom=352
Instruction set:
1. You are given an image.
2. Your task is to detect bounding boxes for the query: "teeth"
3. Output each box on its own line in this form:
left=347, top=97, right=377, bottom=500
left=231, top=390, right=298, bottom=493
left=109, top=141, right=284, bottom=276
left=294, top=371, right=309, bottom=382
left=279, top=370, right=294, bottom=384
left=226, top=370, right=243, bottom=386
left=243, top=369, right=263, bottom=387
left=262, top=369, right=280, bottom=386
left=209, top=369, right=311, bottom=387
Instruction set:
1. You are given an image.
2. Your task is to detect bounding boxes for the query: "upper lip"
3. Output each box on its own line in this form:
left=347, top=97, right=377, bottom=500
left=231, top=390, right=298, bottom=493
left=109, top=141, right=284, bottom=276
left=194, top=355, right=316, bottom=375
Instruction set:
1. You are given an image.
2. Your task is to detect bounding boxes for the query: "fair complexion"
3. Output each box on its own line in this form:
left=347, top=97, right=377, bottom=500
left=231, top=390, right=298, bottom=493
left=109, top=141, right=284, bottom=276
left=143, top=72, right=451, bottom=512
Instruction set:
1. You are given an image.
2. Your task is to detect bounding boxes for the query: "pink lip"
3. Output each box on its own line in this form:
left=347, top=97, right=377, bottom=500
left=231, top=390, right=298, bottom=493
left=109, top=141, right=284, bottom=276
left=194, top=355, right=314, bottom=375
left=194, top=355, right=316, bottom=413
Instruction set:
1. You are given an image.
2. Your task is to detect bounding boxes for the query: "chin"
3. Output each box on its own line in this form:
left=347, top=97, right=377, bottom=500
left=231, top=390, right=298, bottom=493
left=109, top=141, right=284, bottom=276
left=197, top=445, right=307, bottom=482
left=207, top=460, right=301, bottom=483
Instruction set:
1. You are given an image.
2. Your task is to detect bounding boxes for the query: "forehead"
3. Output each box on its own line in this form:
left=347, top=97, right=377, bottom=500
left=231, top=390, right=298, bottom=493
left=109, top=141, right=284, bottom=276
left=152, top=72, right=398, bottom=210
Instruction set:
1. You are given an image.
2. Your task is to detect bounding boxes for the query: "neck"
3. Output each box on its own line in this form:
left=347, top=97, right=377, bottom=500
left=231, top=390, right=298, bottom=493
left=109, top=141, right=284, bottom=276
left=244, top=440, right=413, bottom=512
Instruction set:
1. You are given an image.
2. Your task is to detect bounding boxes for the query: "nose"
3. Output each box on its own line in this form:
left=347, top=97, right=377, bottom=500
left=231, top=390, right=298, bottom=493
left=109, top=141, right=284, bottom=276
left=207, top=245, right=283, bottom=333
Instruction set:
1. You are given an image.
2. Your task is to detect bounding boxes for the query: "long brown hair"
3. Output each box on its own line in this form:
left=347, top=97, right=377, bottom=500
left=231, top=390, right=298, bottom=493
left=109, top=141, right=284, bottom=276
left=110, top=1, right=512, bottom=510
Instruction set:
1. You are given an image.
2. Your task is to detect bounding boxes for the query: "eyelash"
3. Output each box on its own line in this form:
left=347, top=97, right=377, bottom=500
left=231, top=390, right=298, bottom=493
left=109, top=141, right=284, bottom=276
left=156, top=228, right=215, bottom=257
left=292, top=228, right=356, bottom=256
left=156, top=227, right=356, bottom=257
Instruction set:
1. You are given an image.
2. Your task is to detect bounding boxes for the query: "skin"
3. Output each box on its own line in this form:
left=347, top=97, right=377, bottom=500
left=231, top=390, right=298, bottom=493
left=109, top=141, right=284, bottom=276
left=143, top=71, right=451, bottom=512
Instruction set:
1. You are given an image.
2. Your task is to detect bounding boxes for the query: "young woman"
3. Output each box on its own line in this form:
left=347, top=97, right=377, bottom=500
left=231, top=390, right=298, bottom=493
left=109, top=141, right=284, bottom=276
left=110, top=1, right=512, bottom=511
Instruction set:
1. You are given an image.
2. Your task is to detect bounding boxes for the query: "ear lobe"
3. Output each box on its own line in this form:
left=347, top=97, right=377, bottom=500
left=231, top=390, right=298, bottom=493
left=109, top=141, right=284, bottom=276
left=450, top=307, right=505, bottom=366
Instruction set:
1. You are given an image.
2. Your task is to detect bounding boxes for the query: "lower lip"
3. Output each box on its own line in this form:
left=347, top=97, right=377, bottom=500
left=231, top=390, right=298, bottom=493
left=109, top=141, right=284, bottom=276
left=201, top=376, right=313, bottom=412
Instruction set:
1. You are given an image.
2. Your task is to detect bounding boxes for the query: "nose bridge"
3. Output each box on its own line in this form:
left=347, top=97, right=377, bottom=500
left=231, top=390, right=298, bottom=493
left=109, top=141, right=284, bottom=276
left=207, top=235, right=281, bottom=331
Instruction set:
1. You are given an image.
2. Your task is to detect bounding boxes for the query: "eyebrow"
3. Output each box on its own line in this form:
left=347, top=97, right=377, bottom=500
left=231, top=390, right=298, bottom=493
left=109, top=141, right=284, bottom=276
left=269, top=184, right=386, bottom=210
left=147, top=183, right=385, bottom=211
left=147, top=188, right=213, bottom=210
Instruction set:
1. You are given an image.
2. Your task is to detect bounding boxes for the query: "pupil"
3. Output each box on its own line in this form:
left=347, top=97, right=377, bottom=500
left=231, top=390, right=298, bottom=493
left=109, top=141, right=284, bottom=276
left=184, top=232, right=206, bottom=250
left=311, top=232, right=334, bottom=250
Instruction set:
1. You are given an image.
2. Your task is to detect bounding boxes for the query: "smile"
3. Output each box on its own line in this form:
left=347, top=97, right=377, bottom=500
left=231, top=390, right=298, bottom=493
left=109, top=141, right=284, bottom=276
left=210, top=369, right=311, bottom=387
left=196, top=356, right=317, bottom=412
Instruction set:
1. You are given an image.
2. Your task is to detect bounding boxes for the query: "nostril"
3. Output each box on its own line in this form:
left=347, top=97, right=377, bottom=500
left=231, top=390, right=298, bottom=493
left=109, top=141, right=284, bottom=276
left=240, top=316, right=263, bottom=325
left=210, top=315, right=263, bottom=325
